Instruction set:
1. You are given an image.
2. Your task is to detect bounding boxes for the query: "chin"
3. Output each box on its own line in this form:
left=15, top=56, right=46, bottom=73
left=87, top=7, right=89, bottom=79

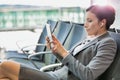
left=87, top=33, right=94, bottom=36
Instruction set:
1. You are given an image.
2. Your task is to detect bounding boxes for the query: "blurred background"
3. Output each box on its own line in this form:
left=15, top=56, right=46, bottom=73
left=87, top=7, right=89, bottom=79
left=0, top=0, right=119, bottom=50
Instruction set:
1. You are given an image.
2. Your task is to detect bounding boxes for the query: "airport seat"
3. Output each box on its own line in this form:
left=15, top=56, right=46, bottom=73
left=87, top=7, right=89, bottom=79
left=26, top=21, right=73, bottom=69
left=35, top=19, right=58, bottom=52
left=3, top=20, right=73, bottom=69
left=29, top=22, right=87, bottom=71
left=63, top=23, right=87, bottom=50
left=109, top=28, right=117, bottom=33
left=98, top=31, right=120, bottom=80
left=109, top=28, right=120, bottom=33
left=2, top=19, right=58, bottom=69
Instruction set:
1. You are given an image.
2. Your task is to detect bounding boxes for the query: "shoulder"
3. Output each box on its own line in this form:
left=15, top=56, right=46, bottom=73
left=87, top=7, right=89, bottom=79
left=98, top=32, right=116, bottom=45
left=96, top=33, right=117, bottom=50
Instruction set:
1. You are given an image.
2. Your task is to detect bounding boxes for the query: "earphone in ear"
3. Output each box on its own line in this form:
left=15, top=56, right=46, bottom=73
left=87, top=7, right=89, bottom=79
left=101, top=23, right=104, bottom=27
left=102, top=23, right=104, bottom=26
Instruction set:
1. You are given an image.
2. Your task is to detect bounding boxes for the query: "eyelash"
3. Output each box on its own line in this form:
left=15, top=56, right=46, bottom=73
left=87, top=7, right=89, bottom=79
left=87, top=20, right=92, bottom=22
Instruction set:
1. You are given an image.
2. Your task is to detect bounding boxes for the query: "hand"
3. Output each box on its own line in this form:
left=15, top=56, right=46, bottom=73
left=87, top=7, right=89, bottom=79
left=46, top=35, right=68, bottom=58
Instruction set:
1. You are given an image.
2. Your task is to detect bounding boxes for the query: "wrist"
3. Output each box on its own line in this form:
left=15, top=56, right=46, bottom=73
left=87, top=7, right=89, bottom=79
left=61, top=51, right=68, bottom=58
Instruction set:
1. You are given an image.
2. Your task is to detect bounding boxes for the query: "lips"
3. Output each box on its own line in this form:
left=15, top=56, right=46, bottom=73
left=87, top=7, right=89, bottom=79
left=85, top=28, right=89, bottom=30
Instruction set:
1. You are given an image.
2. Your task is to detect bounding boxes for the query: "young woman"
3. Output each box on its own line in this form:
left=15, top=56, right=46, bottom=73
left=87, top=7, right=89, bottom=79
left=0, top=5, right=117, bottom=80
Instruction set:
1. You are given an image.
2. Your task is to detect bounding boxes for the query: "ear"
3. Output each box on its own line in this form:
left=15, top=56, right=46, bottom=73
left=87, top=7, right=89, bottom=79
left=100, top=19, right=106, bottom=27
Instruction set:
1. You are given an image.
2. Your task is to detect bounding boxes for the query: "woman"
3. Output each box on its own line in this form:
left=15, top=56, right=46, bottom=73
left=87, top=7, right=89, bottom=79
left=0, top=5, right=117, bottom=80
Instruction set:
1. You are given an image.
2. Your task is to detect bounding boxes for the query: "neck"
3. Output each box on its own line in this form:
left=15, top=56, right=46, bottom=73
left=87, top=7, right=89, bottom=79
left=88, top=31, right=107, bottom=38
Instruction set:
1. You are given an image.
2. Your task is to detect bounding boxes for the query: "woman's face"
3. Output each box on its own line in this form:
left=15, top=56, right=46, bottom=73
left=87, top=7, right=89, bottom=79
left=84, top=11, right=102, bottom=37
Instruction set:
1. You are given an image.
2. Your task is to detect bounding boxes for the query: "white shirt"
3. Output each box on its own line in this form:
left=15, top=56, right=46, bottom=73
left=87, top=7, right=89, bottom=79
left=73, top=36, right=97, bottom=56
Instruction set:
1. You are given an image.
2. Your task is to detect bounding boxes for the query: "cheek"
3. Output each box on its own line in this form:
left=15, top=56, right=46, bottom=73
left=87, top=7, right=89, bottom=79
left=88, top=24, right=96, bottom=31
left=87, top=24, right=99, bottom=35
left=91, top=22, right=100, bottom=30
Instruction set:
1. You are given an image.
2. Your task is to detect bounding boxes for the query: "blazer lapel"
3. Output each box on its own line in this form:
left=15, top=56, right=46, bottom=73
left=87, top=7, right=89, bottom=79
left=69, top=39, right=98, bottom=56
left=75, top=38, right=99, bottom=53
left=71, top=32, right=109, bottom=56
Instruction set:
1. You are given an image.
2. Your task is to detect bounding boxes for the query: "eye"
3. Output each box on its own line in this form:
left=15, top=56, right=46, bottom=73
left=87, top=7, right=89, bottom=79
left=87, top=19, right=92, bottom=22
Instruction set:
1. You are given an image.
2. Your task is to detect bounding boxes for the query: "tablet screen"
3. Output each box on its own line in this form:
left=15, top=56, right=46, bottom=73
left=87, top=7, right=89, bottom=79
left=46, top=23, right=53, bottom=42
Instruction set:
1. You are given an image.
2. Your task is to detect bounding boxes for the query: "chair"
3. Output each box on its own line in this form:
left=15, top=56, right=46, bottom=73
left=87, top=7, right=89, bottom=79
left=29, top=22, right=87, bottom=71
left=3, top=20, right=73, bottom=69
left=2, top=19, right=58, bottom=68
left=63, top=23, right=87, bottom=50
left=35, top=19, right=58, bottom=52
left=109, top=28, right=120, bottom=33
left=98, top=31, right=120, bottom=80
left=26, top=21, right=74, bottom=69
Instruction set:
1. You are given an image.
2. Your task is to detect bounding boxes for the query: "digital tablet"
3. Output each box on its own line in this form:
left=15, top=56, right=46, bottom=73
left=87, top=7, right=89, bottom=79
left=46, top=23, right=53, bottom=48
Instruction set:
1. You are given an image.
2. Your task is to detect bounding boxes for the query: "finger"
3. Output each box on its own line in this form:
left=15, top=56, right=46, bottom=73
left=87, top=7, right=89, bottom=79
left=46, top=37, right=51, bottom=49
left=51, top=40, right=58, bottom=50
left=46, top=42, right=51, bottom=49
left=52, top=35, right=59, bottom=42
left=46, top=36, right=50, bottom=42
left=52, top=44, right=57, bottom=53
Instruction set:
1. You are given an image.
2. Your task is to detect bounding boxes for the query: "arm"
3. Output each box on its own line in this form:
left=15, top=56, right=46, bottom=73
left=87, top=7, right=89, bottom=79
left=46, top=35, right=117, bottom=80
left=62, top=38, right=117, bottom=80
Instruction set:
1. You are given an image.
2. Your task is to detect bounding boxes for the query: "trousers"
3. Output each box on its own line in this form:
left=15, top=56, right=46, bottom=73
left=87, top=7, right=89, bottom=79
left=19, top=65, right=54, bottom=80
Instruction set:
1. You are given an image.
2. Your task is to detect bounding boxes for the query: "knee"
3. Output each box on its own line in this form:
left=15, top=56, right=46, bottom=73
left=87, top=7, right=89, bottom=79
left=0, top=61, right=10, bottom=68
left=0, top=61, right=20, bottom=80
left=0, top=60, right=19, bottom=69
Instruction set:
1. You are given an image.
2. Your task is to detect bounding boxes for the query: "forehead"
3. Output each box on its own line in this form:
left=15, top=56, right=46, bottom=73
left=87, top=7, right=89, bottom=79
left=86, top=11, right=98, bottom=19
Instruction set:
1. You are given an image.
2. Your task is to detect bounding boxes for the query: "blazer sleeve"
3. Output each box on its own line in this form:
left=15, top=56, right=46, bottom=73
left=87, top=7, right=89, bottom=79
left=61, top=38, right=117, bottom=80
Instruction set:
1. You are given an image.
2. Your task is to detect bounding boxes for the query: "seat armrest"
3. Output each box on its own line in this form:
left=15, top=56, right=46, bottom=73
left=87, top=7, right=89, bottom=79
left=16, top=40, right=46, bottom=50
left=40, top=63, right=62, bottom=72
left=21, top=43, right=46, bottom=51
left=18, top=43, right=46, bottom=54
left=28, top=51, right=52, bottom=59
